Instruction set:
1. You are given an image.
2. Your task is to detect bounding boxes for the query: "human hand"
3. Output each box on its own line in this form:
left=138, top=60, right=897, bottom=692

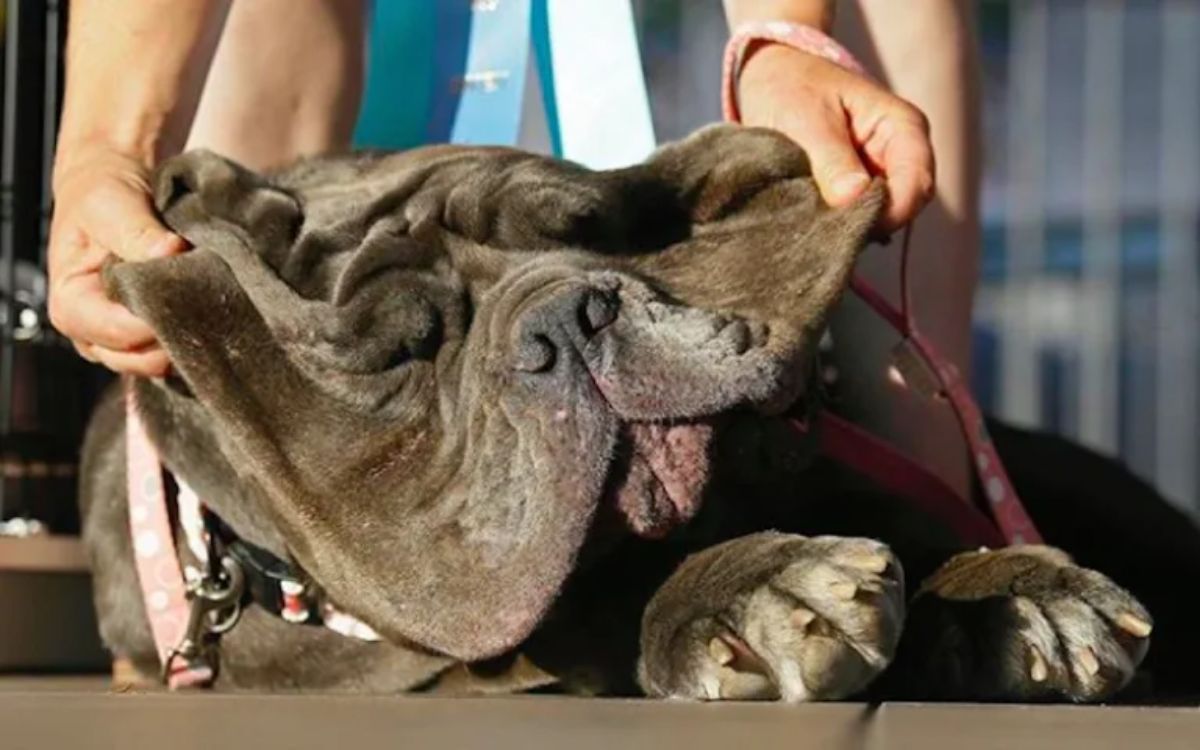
left=736, top=43, right=935, bottom=232
left=47, top=145, right=187, bottom=376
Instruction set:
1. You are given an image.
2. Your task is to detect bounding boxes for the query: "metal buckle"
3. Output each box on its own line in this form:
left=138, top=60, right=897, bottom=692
left=161, top=554, right=245, bottom=684
left=888, top=338, right=945, bottom=401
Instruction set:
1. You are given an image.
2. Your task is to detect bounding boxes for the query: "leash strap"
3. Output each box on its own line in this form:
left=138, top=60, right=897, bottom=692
left=124, top=383, right=214, bottom=688
left=425, top=0, right=657, bottom=168
left=533, top=0, right=656, bottom=168
left=723, top=21, right=1043, bottom=546
left=851, top=234, right=1041, bottom=545
left=428, top=0, right=534, bottom=146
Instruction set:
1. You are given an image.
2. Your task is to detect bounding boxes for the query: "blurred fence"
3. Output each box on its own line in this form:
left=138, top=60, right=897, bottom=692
left=972, top=0, right=1199, bottom=516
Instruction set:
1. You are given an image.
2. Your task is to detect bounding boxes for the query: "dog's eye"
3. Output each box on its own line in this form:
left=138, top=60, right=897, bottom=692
left=384, top=345, right=411, bottom=370
left=381, top=307, right=444, bottom=371
left=408, top=314, right=444, bottom=362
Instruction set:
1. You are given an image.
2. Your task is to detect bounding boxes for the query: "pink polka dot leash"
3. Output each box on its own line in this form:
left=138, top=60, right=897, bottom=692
left=124, top=383, right=218, bottom=689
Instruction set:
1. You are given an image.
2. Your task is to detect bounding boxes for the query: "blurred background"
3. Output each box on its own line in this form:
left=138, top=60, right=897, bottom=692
left=1, top=0, right=1197, bottom=552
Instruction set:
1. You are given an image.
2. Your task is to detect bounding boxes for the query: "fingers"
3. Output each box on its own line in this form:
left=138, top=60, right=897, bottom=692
left=76, top=341, right=171, bottom=378
left=735, top=46, right=937, bottom=231
left=737, top=46, right=872, bottom=207
left=48, top=273, right=159, bottom=352
left=786, top=103, right=871, bottom=208
left=857, top=106, right=936, bottom=232
left=47, top=156, right=187, bottom=375
left=78, top=179, right=187, bottom=262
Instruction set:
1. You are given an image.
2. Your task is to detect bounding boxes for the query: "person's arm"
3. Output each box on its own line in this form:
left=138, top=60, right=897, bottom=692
left=55, top=0, right=222, bottom=175
left=48, top=0, right=224, bottom=376
left=722, top=0, right=934, bottom=231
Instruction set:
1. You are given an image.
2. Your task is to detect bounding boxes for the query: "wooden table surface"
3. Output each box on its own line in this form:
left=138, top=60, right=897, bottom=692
left=0, top=536, right=88, bottom=573
left=1, top=677, right=1197, bottom=750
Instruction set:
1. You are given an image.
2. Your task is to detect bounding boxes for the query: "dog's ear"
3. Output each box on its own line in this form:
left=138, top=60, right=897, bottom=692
left=113, top=149, right=465, bottom=415
left=628, top=124, right=885, bottom=411
left=642, top=123, right=820, bottom=223
left=105, top=151, right=361, bottom=429
left=105, top=151, right=594, bottom=662
left=104, top=234, right=383, bottom=497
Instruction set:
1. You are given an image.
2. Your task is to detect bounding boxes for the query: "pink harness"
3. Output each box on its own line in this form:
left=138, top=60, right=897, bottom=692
left=125, top=22, right=1040, bottom=688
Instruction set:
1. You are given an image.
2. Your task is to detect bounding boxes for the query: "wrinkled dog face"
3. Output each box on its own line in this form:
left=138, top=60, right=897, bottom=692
left=107, top=125, right=882, bottom=661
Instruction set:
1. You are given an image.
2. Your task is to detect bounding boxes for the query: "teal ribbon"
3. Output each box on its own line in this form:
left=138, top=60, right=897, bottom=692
left=354, top=0, right=656, bottom=168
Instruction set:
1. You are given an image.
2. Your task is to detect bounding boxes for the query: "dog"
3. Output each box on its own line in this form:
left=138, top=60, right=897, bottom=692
left=80, top=125, right=1200, bottom=701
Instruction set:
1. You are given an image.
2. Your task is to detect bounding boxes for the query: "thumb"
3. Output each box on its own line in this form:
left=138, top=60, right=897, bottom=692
left=83, top=181, right=187, bottom=261
left=788, top=105, right=870, bottom=207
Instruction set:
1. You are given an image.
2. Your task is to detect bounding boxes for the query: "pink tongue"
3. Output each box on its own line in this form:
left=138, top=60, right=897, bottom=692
left=627, top=421, right=712, bottom=525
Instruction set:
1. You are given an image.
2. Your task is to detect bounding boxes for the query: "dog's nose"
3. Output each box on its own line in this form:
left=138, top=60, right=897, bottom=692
left=513, top=286, right=619, bottom=373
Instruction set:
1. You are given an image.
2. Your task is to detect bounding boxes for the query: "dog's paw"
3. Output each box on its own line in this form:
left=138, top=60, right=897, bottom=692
left=895, top=545, right=1151, bottom=702
left=637, top=532, right=904, bottom=702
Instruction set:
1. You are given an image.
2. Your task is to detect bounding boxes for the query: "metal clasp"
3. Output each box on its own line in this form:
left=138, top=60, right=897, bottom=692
left=162, top=555, right=245, bottom=683
left=888, top=338, right=946, bottom=401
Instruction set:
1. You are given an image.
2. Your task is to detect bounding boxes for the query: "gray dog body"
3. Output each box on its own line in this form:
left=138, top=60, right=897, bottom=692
left=80, top=126, right=1200, bottom=701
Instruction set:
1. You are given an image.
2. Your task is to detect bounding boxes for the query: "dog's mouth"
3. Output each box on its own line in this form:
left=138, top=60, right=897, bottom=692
left=604, top=419, right=716, bottom=538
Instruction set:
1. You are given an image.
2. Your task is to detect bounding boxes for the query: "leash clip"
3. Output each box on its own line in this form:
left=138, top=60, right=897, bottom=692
left=888, top=337, right=946, bottom=401
left=162, top=554, right=245, bottom=684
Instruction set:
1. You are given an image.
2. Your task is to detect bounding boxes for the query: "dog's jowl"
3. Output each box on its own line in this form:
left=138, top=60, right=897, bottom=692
left=80, top=125, right=1200, bottom=700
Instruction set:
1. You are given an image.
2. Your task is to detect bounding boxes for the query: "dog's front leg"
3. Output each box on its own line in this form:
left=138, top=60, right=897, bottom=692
left=636, top=532, right=905, bottom=701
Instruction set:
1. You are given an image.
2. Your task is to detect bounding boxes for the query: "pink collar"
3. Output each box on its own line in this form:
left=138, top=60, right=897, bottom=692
left=124, top=386, right=379, bottom=689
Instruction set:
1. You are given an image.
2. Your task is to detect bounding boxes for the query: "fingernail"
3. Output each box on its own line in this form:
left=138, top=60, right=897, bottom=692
left=831, top=172, right=869, bottom=201
left=147, top=234, right=183, bottom=258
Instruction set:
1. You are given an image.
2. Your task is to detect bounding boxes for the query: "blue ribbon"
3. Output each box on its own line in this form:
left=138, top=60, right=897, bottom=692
left=355, top=0, right=657, bottom=168
left=428, top=0, right=534, bottom=146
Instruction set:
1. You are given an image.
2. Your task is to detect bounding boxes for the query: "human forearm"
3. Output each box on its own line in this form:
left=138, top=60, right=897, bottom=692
left=54, top=0, right=224, bottom=182
left=722, top=0, right=835, bottom=32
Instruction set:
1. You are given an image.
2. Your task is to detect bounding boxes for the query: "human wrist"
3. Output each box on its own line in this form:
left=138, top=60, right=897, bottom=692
left=56, top=115, right=164, bottom=172
left=51, top=132, right=156, bottom=198
left=52, top=79, right=180, bottom=191
left=723, top=0, right=835, bottom=32
left=722, top=20, right=866, bottom=123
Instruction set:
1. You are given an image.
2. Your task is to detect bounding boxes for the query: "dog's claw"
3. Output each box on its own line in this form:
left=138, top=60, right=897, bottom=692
left=847, top=554, right=890, bottom=574
left=717, top=668, right=776, bottom=700
left=791, top=607, right=816, bottom=631
left=640, top=534, right=904, bottom=702
left=899, top=546, right=1151, bottom=703
left=829, top=581, right=858, bottom=600
left=1078, top=647, right=1100, bottom=677
left=709, top=637, right=735, bottom=666
left=1029, top=646, right=1048, bottom=683
left=1116, top=613, right=1152, bottom=638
